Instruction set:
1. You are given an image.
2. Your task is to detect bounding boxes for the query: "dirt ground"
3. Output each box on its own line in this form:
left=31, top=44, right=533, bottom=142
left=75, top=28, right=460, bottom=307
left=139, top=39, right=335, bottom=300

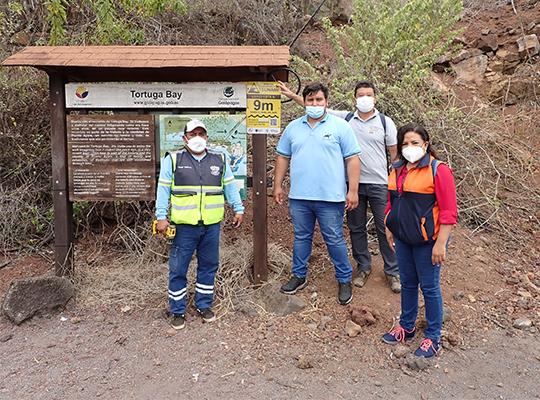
left=2, top=2, right=540, bottom=399
left=2, top=182, right=540, bottom=400
left=1, top=219, right=540, bottom=400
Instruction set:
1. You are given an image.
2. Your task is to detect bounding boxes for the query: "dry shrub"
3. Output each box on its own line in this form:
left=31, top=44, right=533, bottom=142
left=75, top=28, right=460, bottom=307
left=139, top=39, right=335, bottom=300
left=0, top=185, right=54, bottom=251
left=427, top=98, right=540, bottom=253
left=72, top=233, right=168, bottom=309
left=0, top=62, right=52, bottom=252
left=72, top=227, right=292, bottom=312
left=148, top=0, right=302, bottom=47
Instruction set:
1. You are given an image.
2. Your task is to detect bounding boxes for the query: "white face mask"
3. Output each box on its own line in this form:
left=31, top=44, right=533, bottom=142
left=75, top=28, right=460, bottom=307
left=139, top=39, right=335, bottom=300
left=186, top=136, right=207, bottom=153
left=402, top=144, right=426, bottom=163
left=356, top=96, right=375, bottom=113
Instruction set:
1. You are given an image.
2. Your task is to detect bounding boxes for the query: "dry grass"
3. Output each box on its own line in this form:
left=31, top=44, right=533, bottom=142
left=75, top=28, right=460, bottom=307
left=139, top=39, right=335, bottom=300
left=72, top=228, right=292, bottom=312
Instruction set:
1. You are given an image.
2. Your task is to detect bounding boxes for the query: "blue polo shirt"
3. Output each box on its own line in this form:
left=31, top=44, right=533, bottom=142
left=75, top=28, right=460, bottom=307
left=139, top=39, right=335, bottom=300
left=277, top=112, right=361, bottom=202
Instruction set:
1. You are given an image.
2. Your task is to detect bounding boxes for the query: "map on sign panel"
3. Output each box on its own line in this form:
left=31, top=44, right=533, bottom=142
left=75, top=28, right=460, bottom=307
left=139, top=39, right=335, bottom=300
left=159, top=114, right=247, bottom=199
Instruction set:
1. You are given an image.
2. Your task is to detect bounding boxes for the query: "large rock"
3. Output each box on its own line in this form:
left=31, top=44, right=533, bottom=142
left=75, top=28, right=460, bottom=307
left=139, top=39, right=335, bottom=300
left=513, top=317, right=532, bottom=330
left=344, top=320, right=362, bottom=337
left=328, top=0, right=353, bottom=26
left=495, top=45, right=521, bottom=74
left=405, top=353, right=430, bottom=371
left=517, top=34, right=540, bottom=57
left=451, top=49, right=473, bottom=64
left=451, top=55, right=488, bottom=85
left=488, top=64, right=537, bottom=104
left=2, top=276, right=75, bottom=324
left=425, top=71, right=450, bottom=94
left=253, top=282, right=307, bottom=316
left=477, top=33, right=499, bottom=52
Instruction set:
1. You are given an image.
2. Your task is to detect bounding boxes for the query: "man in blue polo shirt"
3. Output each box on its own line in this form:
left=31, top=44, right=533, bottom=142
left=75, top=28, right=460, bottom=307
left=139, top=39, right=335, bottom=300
left=274, top=82, right=361, bottom=305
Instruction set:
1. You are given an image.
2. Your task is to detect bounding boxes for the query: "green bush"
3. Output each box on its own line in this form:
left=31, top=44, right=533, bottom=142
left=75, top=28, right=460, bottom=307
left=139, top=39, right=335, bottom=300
left=45, top=0, right=187, bottom=45
left=293, top=0, right=463, bottom=123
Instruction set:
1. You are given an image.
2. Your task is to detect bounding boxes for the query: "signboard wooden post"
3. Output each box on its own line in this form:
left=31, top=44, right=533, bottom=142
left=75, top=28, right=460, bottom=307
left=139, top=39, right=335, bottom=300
left=246, top=82, right=282, bottom=285
left=50, top=74, right=74, bottom=276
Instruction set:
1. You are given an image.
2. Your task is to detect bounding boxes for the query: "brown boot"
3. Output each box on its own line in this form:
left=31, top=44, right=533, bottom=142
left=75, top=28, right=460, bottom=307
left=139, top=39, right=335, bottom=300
left=353, top=270, right=371, bottom=287
left=386, top=274, right=401, bottom=293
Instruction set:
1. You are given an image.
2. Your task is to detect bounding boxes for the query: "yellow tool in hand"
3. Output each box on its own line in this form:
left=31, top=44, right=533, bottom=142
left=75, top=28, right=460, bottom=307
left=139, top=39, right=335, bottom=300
left=152, top=220, right=176, bottom=247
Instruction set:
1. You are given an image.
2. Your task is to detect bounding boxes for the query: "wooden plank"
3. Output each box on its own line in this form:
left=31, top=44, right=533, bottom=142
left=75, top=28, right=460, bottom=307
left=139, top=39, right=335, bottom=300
left=252, top=134, right=268, bottom=285
left=49, top=73, right=74, bottom=276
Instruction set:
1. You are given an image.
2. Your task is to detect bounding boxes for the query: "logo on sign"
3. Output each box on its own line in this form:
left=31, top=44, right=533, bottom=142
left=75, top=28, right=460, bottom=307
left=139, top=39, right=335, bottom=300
left=75, top=86, right=89, bottom=99
left=223, top=87, right=235, bottom=98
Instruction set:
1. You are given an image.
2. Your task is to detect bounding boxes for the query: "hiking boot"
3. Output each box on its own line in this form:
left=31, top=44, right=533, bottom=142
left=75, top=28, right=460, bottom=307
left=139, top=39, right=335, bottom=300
left=171, top=313, right=185, bottom=330
left=381, top=326, right=415, bottom=344
left=414, top=338, right=441, bottom=358
left=338, top=281, right=353, bottom=305
left=353, top=269, right=371, bottom=287
left=197, top=308, right=216, bottom=323
left=280, top=276, right=308, bottom=294
left=386, top=274, right=401, bottom=293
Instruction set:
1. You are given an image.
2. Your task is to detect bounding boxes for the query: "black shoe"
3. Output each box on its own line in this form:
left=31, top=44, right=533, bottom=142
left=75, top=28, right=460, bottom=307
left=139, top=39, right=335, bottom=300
left=171, top=313, right=185, bottom=330
left=338, top=281, right=353, bottom=305
left=280, top=276, right=307, bottom=294
left=197, top=308, right=216, bottom=323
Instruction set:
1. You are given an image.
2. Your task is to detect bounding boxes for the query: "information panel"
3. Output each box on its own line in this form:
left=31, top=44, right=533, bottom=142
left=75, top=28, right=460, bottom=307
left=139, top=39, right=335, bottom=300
left=246, top=81, right=281, bottom=134
left=159, top=114, right=247, bottom=200
left=65, top=83, right=246, bottom=109
left=67, top=115, right=155, bottom=201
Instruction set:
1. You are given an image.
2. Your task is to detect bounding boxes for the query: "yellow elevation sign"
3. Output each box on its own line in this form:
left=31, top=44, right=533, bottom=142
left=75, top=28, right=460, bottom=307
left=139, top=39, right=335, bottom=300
left=246, top=82, right=281, bottom=134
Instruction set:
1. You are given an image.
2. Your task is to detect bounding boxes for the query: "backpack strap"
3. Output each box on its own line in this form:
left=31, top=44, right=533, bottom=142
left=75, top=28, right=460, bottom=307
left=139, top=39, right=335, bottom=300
left=379, top=113, right=386, bottom=133
left=431, top=158, right=441, bottom=181
left=345, top=112, right=354, bottom=122
left=379, top=112, right=389, bottom=163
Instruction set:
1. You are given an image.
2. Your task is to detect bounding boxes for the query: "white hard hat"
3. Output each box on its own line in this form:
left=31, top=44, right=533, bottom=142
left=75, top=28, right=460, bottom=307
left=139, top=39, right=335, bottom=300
left=184, top=119, right=207, bottom=134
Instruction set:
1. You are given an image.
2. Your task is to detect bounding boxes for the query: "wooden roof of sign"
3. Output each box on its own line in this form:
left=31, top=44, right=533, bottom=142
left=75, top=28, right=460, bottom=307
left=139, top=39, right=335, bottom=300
left=1, top=46, right=290, bottom=82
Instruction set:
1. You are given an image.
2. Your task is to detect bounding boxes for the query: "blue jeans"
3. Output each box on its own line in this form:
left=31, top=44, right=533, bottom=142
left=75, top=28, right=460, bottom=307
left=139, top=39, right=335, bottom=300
left=289, top=199, right=353, bottom=283
left=168, top=222, right=220, bottom=315
left=346, top=183, right=398, bottom=276
left=394, top=238, right=444, bottom=341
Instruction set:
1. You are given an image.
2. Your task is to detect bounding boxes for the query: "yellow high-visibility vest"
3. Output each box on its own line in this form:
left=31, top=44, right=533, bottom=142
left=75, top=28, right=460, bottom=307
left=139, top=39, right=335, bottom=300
left=169, top=148, right=225, bottom=225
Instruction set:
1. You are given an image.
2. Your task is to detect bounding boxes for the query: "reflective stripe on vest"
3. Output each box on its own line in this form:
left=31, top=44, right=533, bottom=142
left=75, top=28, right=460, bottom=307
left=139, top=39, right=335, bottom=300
left=169, top=148, right=225, bottom=225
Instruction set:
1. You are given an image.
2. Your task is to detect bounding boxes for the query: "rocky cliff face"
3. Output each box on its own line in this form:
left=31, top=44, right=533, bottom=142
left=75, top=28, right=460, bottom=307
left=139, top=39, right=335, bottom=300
left=434, top=2, right=540, bottom=106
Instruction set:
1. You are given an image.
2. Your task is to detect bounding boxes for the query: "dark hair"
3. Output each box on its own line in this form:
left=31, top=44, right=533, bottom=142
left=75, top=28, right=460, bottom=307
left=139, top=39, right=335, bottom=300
left=354, top=81, right=377, bottom=97
left=396, top=122, right=439, bottom=160
left=302, top=82, right=329, bottom=101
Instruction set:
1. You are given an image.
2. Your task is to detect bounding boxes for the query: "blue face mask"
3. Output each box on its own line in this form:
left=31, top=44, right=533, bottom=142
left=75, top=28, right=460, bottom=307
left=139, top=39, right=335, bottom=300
left=305, top=106, right=325, bottom=119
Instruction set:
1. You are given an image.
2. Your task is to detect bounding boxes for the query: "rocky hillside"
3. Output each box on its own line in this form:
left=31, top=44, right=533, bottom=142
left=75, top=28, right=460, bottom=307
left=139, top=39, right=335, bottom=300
left=434, top=2, right=540, bottom=106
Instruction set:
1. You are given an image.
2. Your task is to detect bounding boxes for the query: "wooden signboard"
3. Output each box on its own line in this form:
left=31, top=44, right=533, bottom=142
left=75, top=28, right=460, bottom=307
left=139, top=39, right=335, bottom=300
left=67, top=115, right=155, bottom=201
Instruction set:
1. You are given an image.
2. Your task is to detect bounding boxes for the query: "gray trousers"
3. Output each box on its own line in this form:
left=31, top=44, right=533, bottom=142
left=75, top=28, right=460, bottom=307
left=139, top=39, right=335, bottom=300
left=346, top=183, right=399, bottom=276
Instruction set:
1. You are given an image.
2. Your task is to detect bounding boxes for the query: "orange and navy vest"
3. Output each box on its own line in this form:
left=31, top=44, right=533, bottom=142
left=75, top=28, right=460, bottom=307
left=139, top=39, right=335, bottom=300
left=385, top=154, right=442, bottom=246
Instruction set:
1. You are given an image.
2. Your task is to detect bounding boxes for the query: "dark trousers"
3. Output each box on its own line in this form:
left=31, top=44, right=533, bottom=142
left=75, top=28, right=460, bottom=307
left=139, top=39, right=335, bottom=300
left=346, top=183, right=398, bottom=276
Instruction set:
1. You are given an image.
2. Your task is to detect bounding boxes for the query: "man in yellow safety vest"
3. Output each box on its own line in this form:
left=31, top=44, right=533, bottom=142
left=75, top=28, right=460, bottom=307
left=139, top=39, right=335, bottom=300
left=155, top=118, right=244, bottom=330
